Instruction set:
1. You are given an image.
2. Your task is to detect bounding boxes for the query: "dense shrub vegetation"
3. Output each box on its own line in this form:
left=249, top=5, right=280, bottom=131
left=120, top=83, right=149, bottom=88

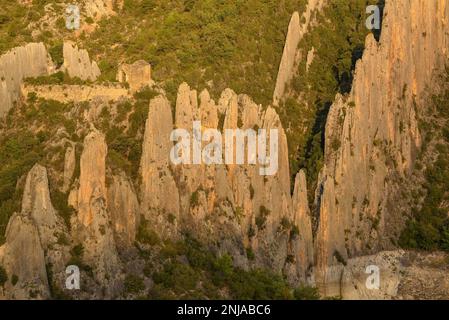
left=1, top=0, right=311, bottom=105
left=0, top=97, right=78, bottom=243
left=144, top=234, right=320, bottom=300
left=277, top=0, right=375, bottom=194
left=0, top=265, right=7, bottom=287
left=0, top=0, right=65, bottom=54
left=0, top=130, right=45, bottom=244
left=400, top=69, right=449, bottom=252
left=85, top=0, right=308, bottom=105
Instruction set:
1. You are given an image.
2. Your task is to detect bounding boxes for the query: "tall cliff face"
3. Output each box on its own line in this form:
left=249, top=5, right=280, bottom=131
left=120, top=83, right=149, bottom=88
left=314, top=0, right=449, bottom=293
left=140, top=94, right=180, bottom=239
left=0, top=43, right=53, bottom=116
left=73, top=131, right=121, bottom=296
left=1, top=0, right=448, bottom=300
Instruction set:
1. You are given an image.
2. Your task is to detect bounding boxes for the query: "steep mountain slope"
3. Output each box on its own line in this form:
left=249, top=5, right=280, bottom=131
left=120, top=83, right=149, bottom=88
left=313, top=0, right=449, bottom=295
left=0, top=0, right=448, bottom=300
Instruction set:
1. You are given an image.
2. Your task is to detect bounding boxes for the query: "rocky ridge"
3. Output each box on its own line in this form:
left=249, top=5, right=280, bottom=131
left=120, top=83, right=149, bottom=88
left=0, top=0, right=448, bottom=300
left=313, top=0, right=449, bottom=294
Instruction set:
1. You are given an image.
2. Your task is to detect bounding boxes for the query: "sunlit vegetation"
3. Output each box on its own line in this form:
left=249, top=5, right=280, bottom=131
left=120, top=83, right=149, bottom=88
left=143, top=234, right=320, bottom=300
left=400, top=69, right=449, bottom=252
left=276, top=0, right=374, bottom=196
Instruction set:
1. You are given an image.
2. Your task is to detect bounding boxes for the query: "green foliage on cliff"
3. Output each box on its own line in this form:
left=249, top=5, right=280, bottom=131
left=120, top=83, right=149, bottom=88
left=400, top=70, right=449, bottom=252
left=81, top=0, right=307, bottom=105
left=0, top=131, right=45, bottom=244
left=24, top=71, right=90, bottom=86
left=0, top=265, right=7, bottom=287
left=276, top=0, right=373, bottom=194
left=147, top=235, right=320, bottom=300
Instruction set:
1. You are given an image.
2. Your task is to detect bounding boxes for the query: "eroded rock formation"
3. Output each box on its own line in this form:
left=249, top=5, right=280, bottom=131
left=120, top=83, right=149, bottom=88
left=0, top=165, right=63, bottom=299
left=0, top=43, right=53, bottom=116
left=314, top=0, right=449, bottom=294
left=62, top=41, right=101, bottom=82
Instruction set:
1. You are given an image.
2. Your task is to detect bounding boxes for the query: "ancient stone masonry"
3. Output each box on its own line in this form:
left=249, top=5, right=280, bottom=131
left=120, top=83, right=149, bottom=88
left=21, top=83, right=129, bottom=103
left=117, top=60, right=153, bottom=92
left=314, top=0, right=449, bottom=294
left=0, top=43, right=53, bottom=116
left=2, top=0, right=448, bottom=300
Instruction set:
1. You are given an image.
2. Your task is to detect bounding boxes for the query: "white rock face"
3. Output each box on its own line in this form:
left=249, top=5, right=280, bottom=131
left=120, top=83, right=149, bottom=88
left=314, top=0, right=449, bottom=291
left=287, top=170, right=314, bottom=283
left=0, top=43, right=53, bottom=116
left=21, top=164, right=60, bottom=249
left=140, top=94, right=180, bottom=239
left=84, top=0, right=117, bottom=20
left=62, top=41, right=101, bottom=82
left=0, top=215, right=50, bottom=300
left=75, top=131, right=121, bottom=297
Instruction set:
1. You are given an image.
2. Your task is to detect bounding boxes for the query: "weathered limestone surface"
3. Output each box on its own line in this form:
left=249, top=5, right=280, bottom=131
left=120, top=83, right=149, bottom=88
left=63, top=143, right=76, bottom=193
left=137, top=82, right=313, bottom=278
left=84, top=0, right=118, bottom=20
left=0, top=165, right=62, bottom=299
left=62, top=41, right=101, bottom=82
left=140, top=95, right=180, bottom=239
left=107, top=172, right=139, bottom=247
left=324, top=251, right=403, bottom=300
left=0, top=43, right=53, bottom=116
left=314, top=0, right=449, bottom=293
left=0, top=215, right=49, bottom=299
left=286, top=170, right=314, bottom=284
left=75, top=131, right=121, bottom=296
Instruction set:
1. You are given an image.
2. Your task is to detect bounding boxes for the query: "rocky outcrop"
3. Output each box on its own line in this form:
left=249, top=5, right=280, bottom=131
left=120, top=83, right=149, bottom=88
left=323, top=251, right=403, bottom=299
left=0, top=43, right=53, bottom=116
left=62, top=41, right=101, bottom=82
left=273, top=0, right=326, bottom=105
left=77, top=131, right=108, bottom=227
left=21, top=165, right=60, bottom=248
left=286, top=170, right=314, bottom=284
left=138, top=82, right=310, bottom=278
left=0, top=164, right=62, bottom=299
left=140, top=94, right=180, bottom=239
left=321, top=250, right=449, bottom=300
left=314, top=0, right=449, bottom=292
left=0, top=215, right=50, bottom=299
left=63, top=143, right=76, bottom=193
left=107, top=172, right=139, bottom=247
left=74, top=131, right=121, bottom=296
